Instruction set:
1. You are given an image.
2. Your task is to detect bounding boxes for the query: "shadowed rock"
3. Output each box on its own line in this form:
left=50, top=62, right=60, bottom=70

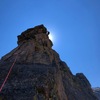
left=93, top=87, right=100, bottom=100
left=0, top=25, right=98, bottom=100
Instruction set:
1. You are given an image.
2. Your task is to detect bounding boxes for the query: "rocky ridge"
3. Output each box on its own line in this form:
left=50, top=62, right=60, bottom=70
left=93, top=87, right=100, bottom=100
left=0, top=25, right=98, bottom=100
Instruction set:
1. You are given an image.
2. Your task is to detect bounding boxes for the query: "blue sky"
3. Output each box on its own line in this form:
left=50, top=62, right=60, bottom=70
left=0, top=0, right=100, bottom=87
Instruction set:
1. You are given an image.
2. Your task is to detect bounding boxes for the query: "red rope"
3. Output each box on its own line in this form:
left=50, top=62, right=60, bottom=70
left=0, top=55, right=18, bottom=93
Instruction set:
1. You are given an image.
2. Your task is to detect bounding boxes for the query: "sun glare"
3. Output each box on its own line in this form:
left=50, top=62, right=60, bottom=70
left=47, top=28, right=58, bottom=46
left=49, top=33, right=54, bottom=42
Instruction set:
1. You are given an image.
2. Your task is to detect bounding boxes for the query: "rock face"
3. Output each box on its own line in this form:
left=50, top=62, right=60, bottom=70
left=0, top=25, right=98, bottom=100
left=93, top=87, right=100, bottom=100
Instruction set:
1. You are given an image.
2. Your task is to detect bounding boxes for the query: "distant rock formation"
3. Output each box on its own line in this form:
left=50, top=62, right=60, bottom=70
left=93, top=87, right=100, bottom=100
left=0, top=25, right=98, bottom=100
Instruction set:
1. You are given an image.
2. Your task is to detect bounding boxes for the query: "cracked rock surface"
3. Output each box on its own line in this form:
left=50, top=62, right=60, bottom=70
left=0, top=25, right=98, bottom=100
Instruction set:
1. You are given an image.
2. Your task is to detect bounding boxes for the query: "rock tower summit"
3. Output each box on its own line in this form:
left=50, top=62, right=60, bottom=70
left=17, top=24, right=52, bottom=47
left=0, top=25, right=98, bottom=100
left=1, top=25, right=59, bottom=65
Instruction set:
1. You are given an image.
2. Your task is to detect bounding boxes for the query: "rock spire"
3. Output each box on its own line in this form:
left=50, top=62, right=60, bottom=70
left=0, top=25, right=98, bottom=100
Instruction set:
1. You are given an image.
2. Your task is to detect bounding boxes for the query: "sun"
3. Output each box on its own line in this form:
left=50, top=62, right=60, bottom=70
left=47, top=27, right=58, bottom=46
left=49, top=33, right=54, bottom=42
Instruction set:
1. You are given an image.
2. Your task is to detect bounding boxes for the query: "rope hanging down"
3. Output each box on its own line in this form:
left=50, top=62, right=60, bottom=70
left=0, top=54, right=18, bottom=93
